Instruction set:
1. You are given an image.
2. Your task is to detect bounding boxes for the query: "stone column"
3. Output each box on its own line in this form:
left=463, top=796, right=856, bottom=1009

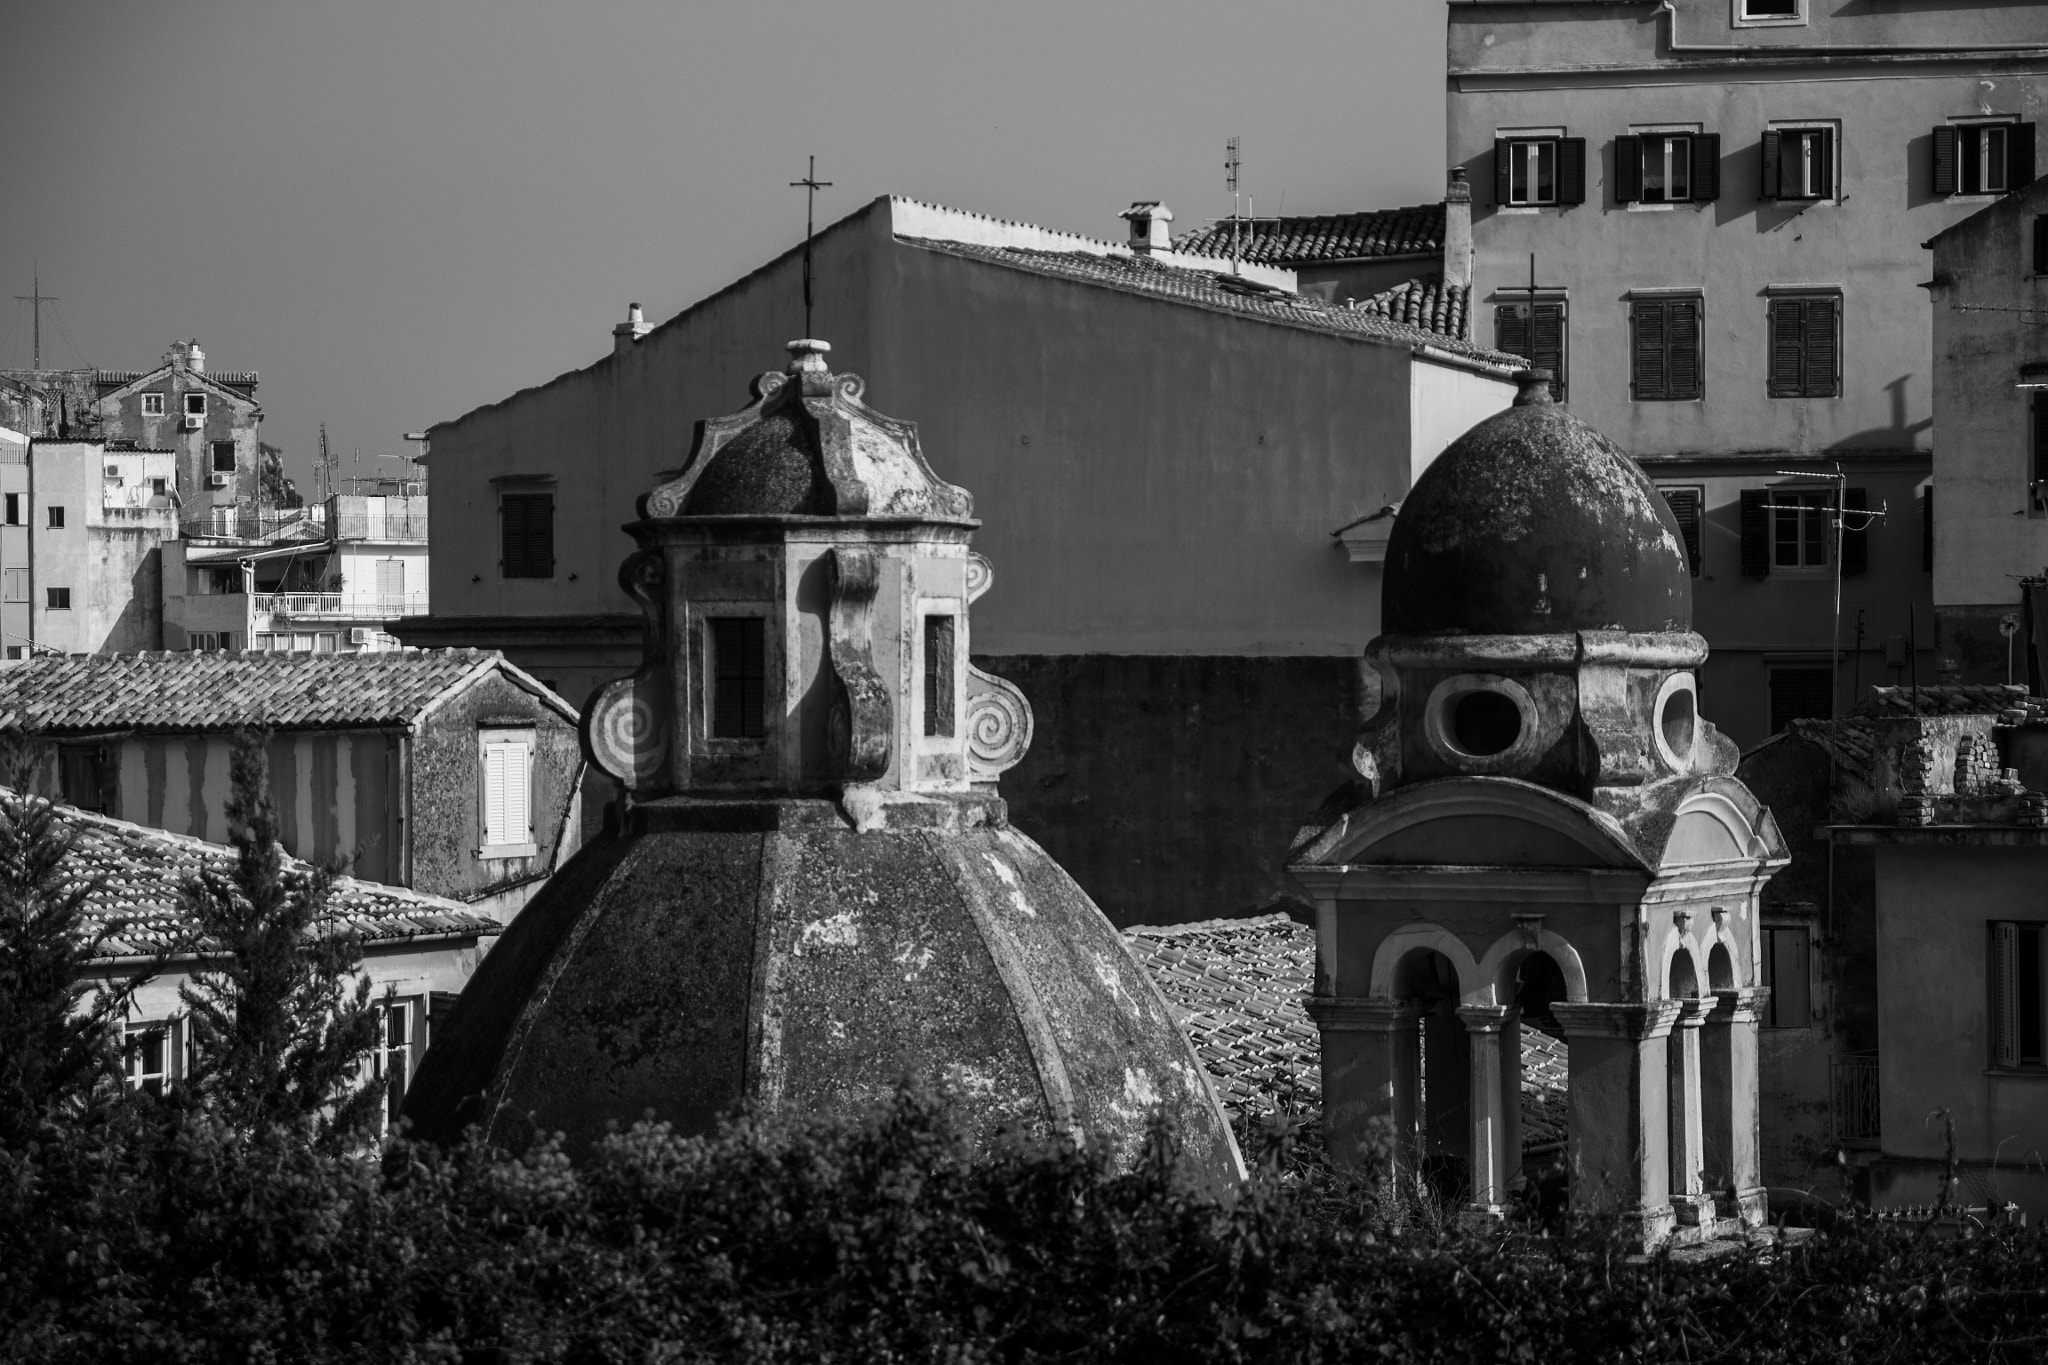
left=1456, top=1004, right=1516, bottom=1214
left=1308, top=996, right=1420, bottom=1180
left=1667, top=998, right=1714, bottom=1231
left=1551, top=999, right=1683, bottom=1248
left=1704, top=987, right=1768, bottom=1227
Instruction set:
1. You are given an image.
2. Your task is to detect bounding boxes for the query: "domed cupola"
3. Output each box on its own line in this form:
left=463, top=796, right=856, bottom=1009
left=404, top=341, right=1243, bottom=1184
left=1385, top=371, right=1692, bottom=637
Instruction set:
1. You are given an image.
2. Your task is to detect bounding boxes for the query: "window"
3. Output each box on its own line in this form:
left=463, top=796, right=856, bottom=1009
left=4, top=493, right=17, bottom=524
left=150, top=477, right=167, bottom=497
left=2036, top=216, right=2048, bottom=274
left=1992, top=921, right=2046, bottom=1068
left=499, top=493, right=554, bottom=578
left=59, top=744, right=113, bottom=813
left=203, top=567, right=238, bottom=595
left=1659, top=486, right=1704, bottom=576
left=1762, top=126, right=1835, bottom=200
left=1761, top=925, right=1813, bottom=1027
left=2, top=568, right=26, bottom=602
left=1770, top=489, right=1831, bottom=569
left=924, top=614, right=957, bottom=738
left=140, top=393, right=165, bottom=417
left=46, top=506, right=64, bottom=529
left=372, top=1000, right=413, bottom=1132
left=184, top=392, right=206, bottom=417
left=125, top=1021, right=173, bottom=1097
left=1739, top=0, right=1802, bottom=20
left=1493, top=299, right=1567, bottom=401
left=45, top=587, right=70, bottom=610
left=1492, top=135, right=1587, bottom=208
left=315, top=632, right=337, bottom=653
left=1768, top=666, right=1834, bottom=733
left=2034, top=393, right=2048, bottom=492
left=1615, top=133, right=1721, bottom=205
left=1630, top=296, right=1704, bottom=401
left=4, top=647, right=21, bottom=661
left=1934, top=121, right=2036, bottom=197
left=253, top=632, right=276, bottom=651
left=189, top=632, right=231, bottom=651
left=210, top=441, right=236, bottom=474
left=291, top=632, right=315, bottom=651
left=709, top=616, right=767, bottom=740
left=1766, top=293, right=1840, bottom=398
left=481, top=733, right=534, bottom=852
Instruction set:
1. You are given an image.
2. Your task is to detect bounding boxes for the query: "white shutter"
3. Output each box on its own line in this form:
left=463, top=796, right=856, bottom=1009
left=483, top=743, right=509, bottom=847
left=505, top=742, right=531, bottom=842
left=1993, top=921, right=2021, bottom=1069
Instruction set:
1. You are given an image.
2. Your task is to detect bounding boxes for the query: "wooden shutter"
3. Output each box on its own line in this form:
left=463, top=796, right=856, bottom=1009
left=1660, top=487, right=1703, bottom=576
left=1932, top=125, right=1959, bottom=196
left=1557, top=137, right=1587, bottom=205
left=1740, top=489, right=1771, bottom=577
left=1761, top=129, right=1782, bottom=199
left=501, top=493, right=555, bottom=578
left=1690, top=132, right=1721, bottom=201
left=1495, top=303, right=1530, bottom=361
left=1631, top=300, right=1668, bottom=399
left=1841, top=486, right=1869, bottom=576
left=2034, top=392, right=2048, bottom=484
left=1494, top=139, right=1512, bottom=206
left=505, top=742, right=530, bottom=842
left=1531, top=302, right=1566, bottom=399
left=2012, top=122, right=2038, bottom=190
left=1614, top=135, right=1642, bottom=204
left=1813, top=129, right=1834, bottom=199
left=1669, top=297, right=1702, bottom=400
left=1767, top=299, right=1805, bottom=397
left=1994, top=921, right=2021, bottom=1069
left=1804, top=295, right=1840, bottom=397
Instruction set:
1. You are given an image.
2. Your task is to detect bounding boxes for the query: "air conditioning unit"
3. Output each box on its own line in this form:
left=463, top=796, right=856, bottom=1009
left=348, top=627, right=371, bottom=646
left=182, top=414, right=203, bottom=431
left=206, top=473, right=228, bottom=489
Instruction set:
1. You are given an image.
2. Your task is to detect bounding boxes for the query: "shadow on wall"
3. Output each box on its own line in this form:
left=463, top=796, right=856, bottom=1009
left=1826, top=376, right=1931, bottom=454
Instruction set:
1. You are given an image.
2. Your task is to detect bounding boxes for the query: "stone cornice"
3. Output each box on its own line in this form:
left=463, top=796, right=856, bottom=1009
left=1306, top=995, right=1420, bottom=1032
left=1552, top=999, right=1684, bottom=1040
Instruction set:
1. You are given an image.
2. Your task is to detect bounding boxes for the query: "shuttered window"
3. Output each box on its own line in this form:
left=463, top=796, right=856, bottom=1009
left=500, top=493, right=555, bottom=578
left=482, top=738, right=532, bottom=849
left=1840, top=486, right=1870, bottom=576
left=1630, top=296, right=1703, bottom=401
left=1740, top=489, right=1771, bottom=577
left=1494, top=300, right=1567, bottom=401
left=1614, top=133, right=1720, bottom=205
left=1761, top=127, right=1834, bottom=200
left=1934, top=122, right=2037, bottom=196
left=1762, top=925, right=1813, bottom=1028
left=1493, top=137, right=1586, bottom=207
left=1767, top=294, right=1840, bottom=398
left=1991, top=921, right=2046, bottom=1068
left=2034, top=392, right=2048, bottom=486
left=2035, top=215, right=2048, bottom=275
left=1658, top=486, right=1703, bottom=576
left=710, top=616, right=767, bottom=740
left=1767, top=667, right=1834, bottom=734
left=1771, top=490, right=1831, bottom=568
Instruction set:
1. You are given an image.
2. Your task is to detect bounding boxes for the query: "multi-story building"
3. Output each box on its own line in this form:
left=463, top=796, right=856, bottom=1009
left=396, top=192, right=1522, bottom=927
left=1448, top=0, right=2046, bottom=745
left=0, top=425, right=26, bottom=659
left=12, top=439, right=181, bottom=658
left=163, top=492, right=430, bottom=653
left=1924, top=175, right=2048, bottom=683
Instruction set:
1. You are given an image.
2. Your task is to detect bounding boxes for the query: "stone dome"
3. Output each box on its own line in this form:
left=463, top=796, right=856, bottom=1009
left=1383, top=372, right=1691, bottom=636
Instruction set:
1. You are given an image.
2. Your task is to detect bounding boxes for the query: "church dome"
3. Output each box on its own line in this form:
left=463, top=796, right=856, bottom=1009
left=1383, top=372, right=1691, bottom=636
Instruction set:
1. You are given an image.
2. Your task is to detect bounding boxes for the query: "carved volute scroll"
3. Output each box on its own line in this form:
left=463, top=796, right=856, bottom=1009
left=825, top=546, right=893, bottom=784
left=965, top=665, right=1032, bottom=782
left=581, top=550, right=672, bottom=793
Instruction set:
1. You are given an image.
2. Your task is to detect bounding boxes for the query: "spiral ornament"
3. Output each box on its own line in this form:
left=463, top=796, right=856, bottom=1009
left=586, top=677, right=668, bottom=788
left=964, top=666, right=1033, bottom=779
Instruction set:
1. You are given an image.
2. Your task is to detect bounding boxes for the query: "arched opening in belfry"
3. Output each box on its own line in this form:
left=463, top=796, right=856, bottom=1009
left=1513, top=950, right=1571, bottom=1214
left=1667, top=950, right=1705, bottom=1220
left=1702, top=940, right=1739, bottom=1204
left=1707, top=942, right=1735, bottom=993
left=1395, top=947, right=1471, bottom=1202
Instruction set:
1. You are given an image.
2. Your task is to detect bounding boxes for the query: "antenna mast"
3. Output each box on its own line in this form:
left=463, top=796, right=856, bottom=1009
left=13, top=264, right=57, bottom=370
left=1225, top=138, right=1241, bottom=275
left=317, top=423, right=337, bottom=503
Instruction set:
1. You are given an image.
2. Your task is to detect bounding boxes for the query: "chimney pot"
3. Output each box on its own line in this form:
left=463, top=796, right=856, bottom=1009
left=613, top=301, right=653, bottom=356
left=1119, top=201, right=1174, bottom=255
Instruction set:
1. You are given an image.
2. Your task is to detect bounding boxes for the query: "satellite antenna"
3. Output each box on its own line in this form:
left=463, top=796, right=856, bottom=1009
left=1225, top=138, right=1242, bottom=275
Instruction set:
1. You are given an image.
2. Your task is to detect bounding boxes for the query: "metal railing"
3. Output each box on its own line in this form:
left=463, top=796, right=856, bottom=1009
left=1830, top=1052, right=1881, bottom=1143
left=254, top=592, right=429, bottom=619
left=182, top=508, right=327, bottom=541
left=327, top=511, right=429, bottom=542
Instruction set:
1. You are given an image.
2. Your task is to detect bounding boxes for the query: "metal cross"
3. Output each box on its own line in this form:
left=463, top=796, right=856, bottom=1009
left=789, top=156, right=832, bottom=339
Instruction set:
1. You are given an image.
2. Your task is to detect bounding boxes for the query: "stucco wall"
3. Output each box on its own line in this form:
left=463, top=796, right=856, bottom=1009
left=407, top=669, right=582, bottom=904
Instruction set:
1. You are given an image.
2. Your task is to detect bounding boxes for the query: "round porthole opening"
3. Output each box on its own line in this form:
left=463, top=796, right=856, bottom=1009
left=1452, top=688, right=1523, bottom=757
left=1652, top=673, right=1699, bottom=772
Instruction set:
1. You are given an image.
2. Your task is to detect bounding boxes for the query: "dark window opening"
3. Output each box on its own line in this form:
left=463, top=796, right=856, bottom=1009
left=1767, top=294, right=1840, bottom=398
left=500, top=493, right=555, bottom=579
left=1451, top=689, right=1522, bottom=756
left=1630, top=297, right=1704, bottom=401
left=3, top=493, right=17, bottom=525
left=710, top=616, right=767, bottom=740
left=1659, top=486, right=1703, bottom=576
left=1614, top=133, right=1719, bottom=205
left=2035, top=216, right=2048, bottom=275
left=46, top=506, right=64, bottom=529
left=1494, top=300, right=1567, bottom=401
left=1768, top=666, right=1834, bottom=734
left=184, top=392, right=206, bottom=416
left=45, top=587, right=70, bottom=610
left=1492, top=137, right=1586, bottom=208
left=923, top=614, right=956, bottom=738
left=1762, top=127, right=1833, bottom=200
left=1744, top=0, right=1799, bottom=15
left=1935, top=123, right=2035, bottom=197
left=1771, top=490, right=1831, bottom=569
left=1992, top=921, right=2046, bottom=1068
left=210, top=441, right=236, bottom=473
left=60, top=744, right=114, bottom=813
left=1762, top=925, right=1813, bottom=1028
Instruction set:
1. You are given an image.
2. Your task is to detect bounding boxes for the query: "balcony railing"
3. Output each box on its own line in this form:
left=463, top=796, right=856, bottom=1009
left=328, top=511, right=429, bottom=542
left=254, top=592, right=429, bottom=619
left=183, top=508, right=327, bottom=542
left=1830, top=1052, right=1880, bottom=1143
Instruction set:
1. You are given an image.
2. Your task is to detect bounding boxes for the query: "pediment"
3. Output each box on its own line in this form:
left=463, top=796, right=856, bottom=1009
left=1655, top=786, right=1786, bottom=869
left=1300, top=777, right=1649, bottom=871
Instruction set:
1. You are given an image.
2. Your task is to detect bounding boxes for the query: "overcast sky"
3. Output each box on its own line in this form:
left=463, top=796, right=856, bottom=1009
left=2, top=1, right=1447, bottom=492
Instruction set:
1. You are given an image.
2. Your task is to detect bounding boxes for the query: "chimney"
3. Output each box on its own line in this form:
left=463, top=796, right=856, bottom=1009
left=1443, top=168, right=1473, bottom=295
left=613, top=302, right=652, bottom=357
left=1119, top=201, right=1173, bottom=255
left=186, top=339, right=205, bottom=374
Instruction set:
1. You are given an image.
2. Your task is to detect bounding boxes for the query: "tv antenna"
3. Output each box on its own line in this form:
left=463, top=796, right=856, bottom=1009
left=1225, top=138, right=1241, bottom=275
left=317, top=422, right=338, bottom=503
left=789, top=156, right=833, bottom=339
left=13, top=264, right=56, bottom=370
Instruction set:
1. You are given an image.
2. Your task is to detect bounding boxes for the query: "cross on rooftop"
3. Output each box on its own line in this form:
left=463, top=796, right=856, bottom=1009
left=789, top=156, right=833, bottom=340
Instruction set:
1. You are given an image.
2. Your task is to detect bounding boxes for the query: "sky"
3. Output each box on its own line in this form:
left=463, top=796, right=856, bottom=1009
left=2, top=1, right=1448, bottom=493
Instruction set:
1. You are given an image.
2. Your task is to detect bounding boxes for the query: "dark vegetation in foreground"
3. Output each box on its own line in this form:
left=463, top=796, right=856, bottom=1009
left=3, top=737, right=2048, bottom=1362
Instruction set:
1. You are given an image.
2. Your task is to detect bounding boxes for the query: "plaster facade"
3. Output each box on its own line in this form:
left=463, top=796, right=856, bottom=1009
left=26, top=440, right=178, bottom=656
left=396, top=195, right=1519, bottom=925
left=1449, top=0, right=2047, bottom=742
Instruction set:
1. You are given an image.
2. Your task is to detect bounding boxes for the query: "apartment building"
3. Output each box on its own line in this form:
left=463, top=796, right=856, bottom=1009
left=1448, top=0, right=2046, bottom=745
left=10, top=439, right=180, bottom=657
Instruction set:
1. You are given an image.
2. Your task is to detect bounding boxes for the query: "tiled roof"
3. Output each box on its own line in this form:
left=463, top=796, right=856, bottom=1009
left=16, top=794, right=499, bottom=961
left=1353, top=274, right=1468, bottom=340
left=1123, top=914, right=1567, bottom=1147
left=1781, top=718, right=1882, bottom=787
left=1172, top=205, right=1445, bottom=265
left=0, top=649, right=526, bottom=734
left=1857, top=683, right=2031, bottom=718
left=905, top=240, right=1520, bottom=366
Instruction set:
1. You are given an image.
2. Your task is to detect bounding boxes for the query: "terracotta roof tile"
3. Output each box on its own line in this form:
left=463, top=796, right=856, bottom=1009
left=1856, top=683, right=2031, bottom=718
left=1173, top=205, right=1446, bottom=265
left=0, top=649, right=513, bottom=734
left=1124, top=914, right=1567, bottom=1146
left=1352, top=274, right=1468, bottom=340
left=904, top=240, right=1519, bottom=366
left=13, top=794, right=499, bottom=961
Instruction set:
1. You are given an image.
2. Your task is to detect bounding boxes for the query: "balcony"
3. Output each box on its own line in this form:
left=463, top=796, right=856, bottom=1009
left=254, top=592, right=429, bottom=620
